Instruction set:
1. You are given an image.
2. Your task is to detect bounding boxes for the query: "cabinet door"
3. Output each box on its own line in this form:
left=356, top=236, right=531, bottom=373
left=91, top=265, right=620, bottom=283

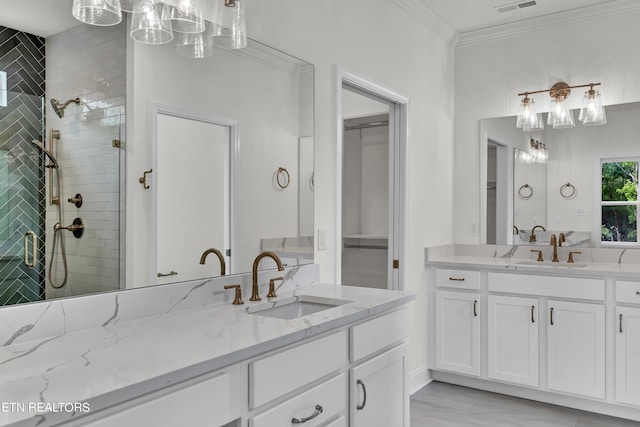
left=616, top=306, right=640, bottom=406
left=547, top=300, right=605, bottom=398
left=488, top=295, right=539, bottom=387
left=435, top=290, right=481, bottom=376
left=350, top=344, right=408, bottom=427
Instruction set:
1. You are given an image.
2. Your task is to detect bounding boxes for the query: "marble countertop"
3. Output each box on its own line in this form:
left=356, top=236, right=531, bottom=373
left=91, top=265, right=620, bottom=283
left=0, top=284, right=414, bottom=427
left=426, top=244, right=640, bottom=279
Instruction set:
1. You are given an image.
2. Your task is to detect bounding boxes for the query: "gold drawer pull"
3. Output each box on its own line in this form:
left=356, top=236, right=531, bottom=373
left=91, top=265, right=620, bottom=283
left=448, top=277, right=465, bottom=281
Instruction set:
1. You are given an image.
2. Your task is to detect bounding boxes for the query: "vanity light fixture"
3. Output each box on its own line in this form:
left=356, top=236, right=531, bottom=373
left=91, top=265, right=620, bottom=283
left=72, top=0, right=247, bottom=58
left=516, top=81, right=606, bottom=130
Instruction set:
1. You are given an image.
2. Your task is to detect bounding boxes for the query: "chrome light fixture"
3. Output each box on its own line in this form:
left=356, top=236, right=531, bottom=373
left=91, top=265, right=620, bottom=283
left=516, top=81, right=605, bottom=130
left=72, top=0, right=247, bottom=58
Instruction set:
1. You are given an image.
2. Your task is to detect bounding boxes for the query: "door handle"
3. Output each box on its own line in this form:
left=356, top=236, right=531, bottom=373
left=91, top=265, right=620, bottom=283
left=531, top=305, right=535, bottom=323
left=550, top=307, right=554, bottom=325
left=473, top=300, right=478, bottom=317
left=24, top=231, right=37, bottom=268
left=620, top=313, right=623, bottom=333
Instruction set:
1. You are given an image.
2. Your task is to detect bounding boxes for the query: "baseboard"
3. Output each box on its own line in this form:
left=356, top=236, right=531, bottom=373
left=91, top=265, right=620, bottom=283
left=409, top=365, right=432, bottom=395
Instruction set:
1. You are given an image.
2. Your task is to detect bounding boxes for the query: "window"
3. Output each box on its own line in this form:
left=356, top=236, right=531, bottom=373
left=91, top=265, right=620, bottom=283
left=601, top=160, right=639, bottom=244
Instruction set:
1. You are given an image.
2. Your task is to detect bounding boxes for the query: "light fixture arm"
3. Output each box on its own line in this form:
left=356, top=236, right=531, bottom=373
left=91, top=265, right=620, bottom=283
left=518, top=82, right=601, bottom=98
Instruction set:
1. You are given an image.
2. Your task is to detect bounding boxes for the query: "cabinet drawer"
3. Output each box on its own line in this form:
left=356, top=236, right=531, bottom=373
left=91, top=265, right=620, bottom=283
left=249, top=374, right=346, bottom=427
left=436, top=269, right=481, bottom=290
left=488, top=273, right=605, bottom=301
left=250, top=331, right=347, bottom=408
left=350, top=308, right=408, bottom=362
left=324, top=416, right=347, bottom=427
left=617, top=281, right=640, bottom=304
left=79, top=372, right=231, bottom=427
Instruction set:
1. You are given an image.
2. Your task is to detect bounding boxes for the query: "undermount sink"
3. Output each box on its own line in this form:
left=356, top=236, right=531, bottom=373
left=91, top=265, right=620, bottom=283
left=246, top=295, right=352, bottom=320
left=514, top=260, right=588, bottom=268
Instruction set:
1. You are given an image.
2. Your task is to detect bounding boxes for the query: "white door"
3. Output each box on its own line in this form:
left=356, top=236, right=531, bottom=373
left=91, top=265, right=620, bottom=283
left=350, top=344, right=408, bottom=427
left=488, top=295, right=539, bottom=386
left=547, top=300, right=605, bottom=398
left=616, top=306, right=640, bottom=406
left=435, top=291, right=481, bottom=376
left=153, top=112, right=231, bottom=284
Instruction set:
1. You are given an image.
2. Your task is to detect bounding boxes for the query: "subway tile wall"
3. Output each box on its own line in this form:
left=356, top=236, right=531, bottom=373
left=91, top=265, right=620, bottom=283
left=45, top=23, right=125, bottom=298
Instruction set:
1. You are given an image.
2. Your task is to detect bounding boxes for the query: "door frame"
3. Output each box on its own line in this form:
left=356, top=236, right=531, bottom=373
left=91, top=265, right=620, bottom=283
left=148, top=102, right=239, bottom=282
left=335, top=68, right=409, bottom=290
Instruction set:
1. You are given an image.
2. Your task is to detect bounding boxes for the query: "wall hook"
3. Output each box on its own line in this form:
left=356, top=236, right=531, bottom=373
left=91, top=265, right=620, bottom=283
left=139, top=169, right=153, bottom=189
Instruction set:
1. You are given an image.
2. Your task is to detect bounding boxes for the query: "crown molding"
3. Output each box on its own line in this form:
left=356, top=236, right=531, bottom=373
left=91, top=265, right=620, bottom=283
left=391, top=0, right=458, bottom=45
left=457, top=0, right=640, bottom=47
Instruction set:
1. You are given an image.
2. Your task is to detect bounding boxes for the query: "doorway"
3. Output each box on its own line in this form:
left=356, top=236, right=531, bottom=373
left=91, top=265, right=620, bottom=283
left=336, top=70, right=408, bottom=291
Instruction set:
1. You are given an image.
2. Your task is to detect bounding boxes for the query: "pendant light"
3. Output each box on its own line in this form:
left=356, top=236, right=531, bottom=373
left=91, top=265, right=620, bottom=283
left=176, top=20, right=214, bottom=58
left=130, top=3, right=174, bottom=44
left=72, top=0, right=122, bottom=26
left=208, top=0, right=247, bottom=49
left=580, top=85, right=607, bottom=126
left=161, top=0, right=205, bottom=33
left=107, top=0, right=156, bottom=13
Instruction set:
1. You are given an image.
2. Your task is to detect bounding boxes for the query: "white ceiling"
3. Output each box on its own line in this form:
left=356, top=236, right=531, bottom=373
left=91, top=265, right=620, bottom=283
left=422, top=0, right=623, bottom=34
left=1, top=0, right=77, bottom=37
left=0, top=0, right=628, bottom=39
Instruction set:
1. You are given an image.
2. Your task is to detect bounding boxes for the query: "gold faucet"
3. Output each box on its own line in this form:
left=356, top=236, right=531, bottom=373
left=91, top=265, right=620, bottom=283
left=558, top=232, right=566, bottom=247
left=529, top=225, right=546, bottom=242
left=251, top=251, right=284, bottom=301
left=549, top=234, right=559, bottom=262
left=199, top=248, right=226, bottom=276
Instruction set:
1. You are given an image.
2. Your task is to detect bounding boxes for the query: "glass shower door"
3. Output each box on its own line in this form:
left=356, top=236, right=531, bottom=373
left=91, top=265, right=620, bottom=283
left=0, top=90, right=45, bottom=305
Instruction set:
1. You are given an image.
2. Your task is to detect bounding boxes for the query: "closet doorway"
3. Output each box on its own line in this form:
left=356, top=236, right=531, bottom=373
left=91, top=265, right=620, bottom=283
left=336, top=71, right=408, bottom=291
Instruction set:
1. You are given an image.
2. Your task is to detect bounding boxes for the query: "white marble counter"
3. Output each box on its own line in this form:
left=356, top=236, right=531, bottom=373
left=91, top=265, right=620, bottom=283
left=0, top=283, right=414, bottom=426
left=426, top=244, right=640, bottom=279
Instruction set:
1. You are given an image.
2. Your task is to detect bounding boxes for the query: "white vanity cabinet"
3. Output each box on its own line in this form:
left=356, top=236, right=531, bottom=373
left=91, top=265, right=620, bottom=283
left=487, top=295, right=539, bottom=387
left=546, top=300, right=605, bottom=399
left=62, top=370, right=237, bottom=427
left=349, top=308, right=409, bottom=427
left=616, top=280, right=640, bottom=407
left=435, top=290, right=481, bottom=376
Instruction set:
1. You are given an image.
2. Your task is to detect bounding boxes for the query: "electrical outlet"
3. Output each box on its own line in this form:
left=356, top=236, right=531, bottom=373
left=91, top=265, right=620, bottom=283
left=576, top=208, right=590, bottom=216
left=317, top=229, right=326, bottom=251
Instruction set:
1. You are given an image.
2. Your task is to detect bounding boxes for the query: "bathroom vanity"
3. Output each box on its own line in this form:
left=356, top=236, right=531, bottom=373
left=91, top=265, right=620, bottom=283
left=0, top=267, right=414, bottom=427
left=426, top=244, right=640, bottom=422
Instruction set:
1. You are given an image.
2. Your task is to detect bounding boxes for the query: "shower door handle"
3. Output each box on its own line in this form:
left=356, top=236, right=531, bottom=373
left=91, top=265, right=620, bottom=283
left=24, top=231, right=37, bottom=268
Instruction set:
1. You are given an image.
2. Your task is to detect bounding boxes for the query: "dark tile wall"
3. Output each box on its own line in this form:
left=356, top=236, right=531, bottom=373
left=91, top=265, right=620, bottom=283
left=0, top=26, right=45, bottom=96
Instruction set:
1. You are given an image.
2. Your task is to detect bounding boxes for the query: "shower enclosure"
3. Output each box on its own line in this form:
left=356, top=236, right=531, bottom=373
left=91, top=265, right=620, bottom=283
left=0, top=90, right=46, bottom=305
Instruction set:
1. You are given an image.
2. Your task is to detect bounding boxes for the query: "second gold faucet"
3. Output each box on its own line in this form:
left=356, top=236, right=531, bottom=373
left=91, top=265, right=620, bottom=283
left=251, top=251, right=284, bottom=301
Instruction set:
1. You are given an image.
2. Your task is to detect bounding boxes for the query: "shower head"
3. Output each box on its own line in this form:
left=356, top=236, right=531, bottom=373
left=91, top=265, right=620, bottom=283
left=50, top=97, right=80, bottom=118
left=31, top=140, right=59, bottom=169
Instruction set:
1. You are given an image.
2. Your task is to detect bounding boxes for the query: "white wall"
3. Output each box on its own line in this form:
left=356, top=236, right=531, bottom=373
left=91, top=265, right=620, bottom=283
left=454, top=6, right=640, bottom=244
left=45, top=23, right=125, bottom=298
left=126, top=0, right=457, bottom=387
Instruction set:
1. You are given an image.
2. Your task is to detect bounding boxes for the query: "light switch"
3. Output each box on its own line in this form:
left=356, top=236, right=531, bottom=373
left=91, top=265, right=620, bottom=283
left=317, top=229, right=326, bottom=251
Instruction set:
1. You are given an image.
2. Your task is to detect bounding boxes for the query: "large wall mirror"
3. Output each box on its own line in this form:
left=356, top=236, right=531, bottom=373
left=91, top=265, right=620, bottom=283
left=482, top=102, right=640, bottom=248
left=1, top=11, right=314, bottom=305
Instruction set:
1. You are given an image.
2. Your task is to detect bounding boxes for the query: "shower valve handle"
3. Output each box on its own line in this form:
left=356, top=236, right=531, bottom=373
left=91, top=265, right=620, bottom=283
left=67, top=194, right=83, bottom=208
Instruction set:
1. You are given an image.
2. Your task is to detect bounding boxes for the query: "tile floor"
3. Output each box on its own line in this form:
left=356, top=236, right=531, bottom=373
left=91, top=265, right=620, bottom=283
left=410, top=382, right=640, bottom=426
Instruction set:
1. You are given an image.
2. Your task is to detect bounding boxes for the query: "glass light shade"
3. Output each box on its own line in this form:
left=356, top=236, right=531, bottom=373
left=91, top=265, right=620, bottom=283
left=523, top=113, right=544, bottom=132
left=130, top=4, right=173, bottom=44
left=580, top=89, right=607, bottom=126
left=208, top=0, right=247, bottom=49
left=176, top=21, right=214, bottom=58
left=161, top=0, right=205, bottom=33
left=106, top=0, right=155, bottom=13
left=73, top=0, right=122, bottom=26
left=548, top=97, right=575, bottom=129
left=516, top=97, right=536, bottom=129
